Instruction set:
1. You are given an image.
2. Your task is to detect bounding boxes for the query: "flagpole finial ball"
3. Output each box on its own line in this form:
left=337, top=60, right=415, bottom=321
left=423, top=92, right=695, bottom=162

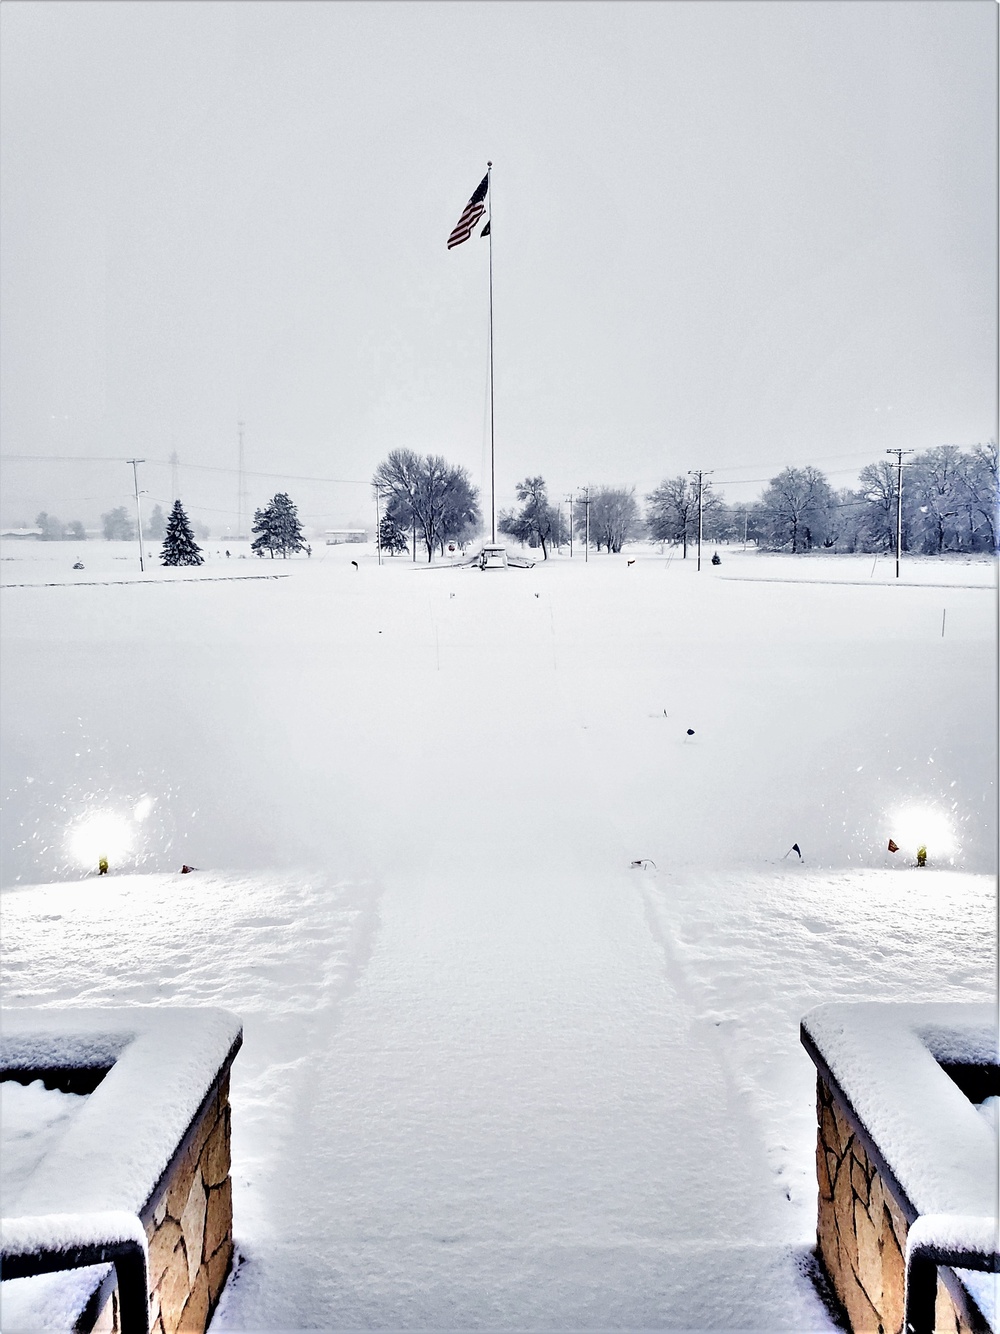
left=487, top=160, right=492, bottom=167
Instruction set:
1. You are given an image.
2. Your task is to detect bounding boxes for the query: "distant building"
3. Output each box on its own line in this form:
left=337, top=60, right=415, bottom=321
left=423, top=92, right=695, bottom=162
left=325, top=529, right=366, bottom=545
left=0, top=527, right=43, bottom=539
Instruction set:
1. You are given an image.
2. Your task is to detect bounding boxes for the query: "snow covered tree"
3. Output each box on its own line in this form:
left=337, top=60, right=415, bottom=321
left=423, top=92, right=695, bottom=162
left=576, top=487, right=640, bottom=553
left=252, top=492, right=306, bottom=558
left=102, top=506, right=135, bottom=541
left=373, top=451, right=480, bottom=561
left=35, top=512, right=66, bottom=541
left=854, top=460, right=897, bottom=553
left=645, top=477, right=723, bottom=557
left=160, top=499, right=203, bottom=566
left=498, top=476, right=561, bottom=558
left=755, top=467, right=835, bottom=552
left=144, top=504, right=166, bottom=540
left=377, top=511, right=409, bottom=555
left=962, top=440, right=999, bottom=551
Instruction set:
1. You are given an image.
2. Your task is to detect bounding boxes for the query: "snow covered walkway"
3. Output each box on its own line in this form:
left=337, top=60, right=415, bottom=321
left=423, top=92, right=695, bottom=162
left=2, top=548, right=995, bottom=1330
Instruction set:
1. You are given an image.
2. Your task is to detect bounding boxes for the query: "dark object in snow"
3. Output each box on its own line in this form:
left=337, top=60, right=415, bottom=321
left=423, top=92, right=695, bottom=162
left=98, top=857, right=108, bottom=875
left=888, top=839, right=899, bottom=853
left=627, top=559, right=635, bottom=566
left=72, top=561, right=84, bottom=570
left=711, top=552, right=721, bottom=566
left=630, top=859, right=656, bottom=869
left=351, top=560, right=359, bottom=570
left=686, top=728, right=695, bottom=736
left=916, top=845, right=927, bottom=868
left=225, top=550, right=230, bottom=558
left=783, top=844, right=803, bottom=860
left=180, top=865, right=198, bottom=874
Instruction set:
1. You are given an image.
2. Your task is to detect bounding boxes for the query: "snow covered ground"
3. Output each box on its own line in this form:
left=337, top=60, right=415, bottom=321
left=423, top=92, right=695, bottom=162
left=1, top=540, right=996, bottom=1331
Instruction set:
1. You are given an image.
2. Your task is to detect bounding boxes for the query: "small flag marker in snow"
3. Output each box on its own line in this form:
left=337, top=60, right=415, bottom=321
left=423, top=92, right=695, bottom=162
left=783, top=844, right=802, bottom=860
left=630, top=859, right=656, bottom=869
left=686, top=728, right=695, bottom=736
left=887, top=839, right=899, bottom=853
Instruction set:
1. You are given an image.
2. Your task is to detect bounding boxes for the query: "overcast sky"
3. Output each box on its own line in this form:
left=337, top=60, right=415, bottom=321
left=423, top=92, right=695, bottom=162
left=1, top=0, right=996, bottom=533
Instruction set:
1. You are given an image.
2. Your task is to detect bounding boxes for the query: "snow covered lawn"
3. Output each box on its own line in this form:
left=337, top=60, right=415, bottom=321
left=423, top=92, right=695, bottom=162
left=1, top=543, right=995, bottom=1330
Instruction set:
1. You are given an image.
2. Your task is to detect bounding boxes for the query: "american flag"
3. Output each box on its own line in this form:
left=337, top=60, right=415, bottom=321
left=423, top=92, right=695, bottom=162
left=447, top=173, right=489, bottom=249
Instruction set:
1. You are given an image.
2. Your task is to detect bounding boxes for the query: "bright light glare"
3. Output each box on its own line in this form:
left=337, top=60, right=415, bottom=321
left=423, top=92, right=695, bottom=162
left=133, top=795, right=154, bottom=822
left=68, top=812, right=134, bottom=869
left=888, top=804, right=958, bottom=857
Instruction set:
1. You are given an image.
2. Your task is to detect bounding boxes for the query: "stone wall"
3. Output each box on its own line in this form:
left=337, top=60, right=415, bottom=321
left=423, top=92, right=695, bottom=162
left=816, top=1075, right=979, bottom=1334
left=87, top=1072, right=234, bottom=1334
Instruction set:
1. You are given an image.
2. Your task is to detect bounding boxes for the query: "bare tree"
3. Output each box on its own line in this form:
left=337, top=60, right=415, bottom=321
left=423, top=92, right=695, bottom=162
left=855, top=460, right=897, bottom=552
left=755, top=467, right=835, bottom=552
left=373, top=451, right=480, bottom=561
left=577, top=487, right=640, bottom=553
left=957, top=440, right=998, bottom=551
left=498, top=476, right=562, bottom=558
left=646, top=476, right=722, bottom=557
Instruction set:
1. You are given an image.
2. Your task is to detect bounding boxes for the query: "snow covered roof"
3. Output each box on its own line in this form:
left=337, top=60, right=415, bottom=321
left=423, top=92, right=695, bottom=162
left=800, top=1002, right=998, bottom=1220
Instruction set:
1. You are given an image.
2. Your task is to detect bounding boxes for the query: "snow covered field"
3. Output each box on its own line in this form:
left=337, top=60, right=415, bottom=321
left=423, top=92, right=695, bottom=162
left=1, top=540, right=996, bottom=1331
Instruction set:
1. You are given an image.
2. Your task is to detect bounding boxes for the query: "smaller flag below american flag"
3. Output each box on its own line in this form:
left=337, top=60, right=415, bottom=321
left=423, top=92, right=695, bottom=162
left=480, top=220, right=490, bottom=237
left=448, top=173, right=489, bottom=249
left=887, top=839, right=899, bottom=853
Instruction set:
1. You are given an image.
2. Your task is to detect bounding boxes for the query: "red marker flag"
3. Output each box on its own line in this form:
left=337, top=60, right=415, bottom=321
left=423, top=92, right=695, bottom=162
left=447, top=173, right=489, bottom=249
left=887, top=839, right=899, bottom=853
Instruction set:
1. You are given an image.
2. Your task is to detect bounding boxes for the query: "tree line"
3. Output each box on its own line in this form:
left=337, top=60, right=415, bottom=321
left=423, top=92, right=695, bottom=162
left=649, top=442, right=997, bottom=555
left=484, top=443, right=998, bottom=558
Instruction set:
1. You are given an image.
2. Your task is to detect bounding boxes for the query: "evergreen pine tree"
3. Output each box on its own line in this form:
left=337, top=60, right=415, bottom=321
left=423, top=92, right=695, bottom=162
left=251, top=502, right=277, bottom=558
left=378, top=511, right=409, bottom=555
left=160, top=499, right=204, bottom=566
left=252, top=492, right=306, bottom=558
left=271, top=492, right=306, bottom=557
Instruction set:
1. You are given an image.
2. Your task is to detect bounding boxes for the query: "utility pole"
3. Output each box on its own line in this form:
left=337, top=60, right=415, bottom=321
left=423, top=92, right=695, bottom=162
left=127, top=458, right=146, bottom=573
left=688, top=469, right=713, bottom=571
left=170, top=451, right=179, bottom=505
left=885, top=448, right=914, bottom=579
left=375, top=490, right=382, bottom=566
left=583, top=486, right=591, bottom=563
left=743, top=510, right=749, bottom=549
left=565, top=494, right=574, bottom=558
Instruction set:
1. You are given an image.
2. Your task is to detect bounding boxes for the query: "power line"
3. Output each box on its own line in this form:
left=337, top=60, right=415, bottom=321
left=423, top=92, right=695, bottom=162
left=0, top=455, right=369, bottom=485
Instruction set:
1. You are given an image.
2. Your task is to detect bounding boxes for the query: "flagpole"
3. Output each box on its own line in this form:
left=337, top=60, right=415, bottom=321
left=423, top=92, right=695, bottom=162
left=487, top=160, right=495, bottom=543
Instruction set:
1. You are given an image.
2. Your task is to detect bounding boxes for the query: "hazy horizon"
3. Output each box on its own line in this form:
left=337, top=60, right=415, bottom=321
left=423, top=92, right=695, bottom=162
left=2, top=0, right=996, bottom=533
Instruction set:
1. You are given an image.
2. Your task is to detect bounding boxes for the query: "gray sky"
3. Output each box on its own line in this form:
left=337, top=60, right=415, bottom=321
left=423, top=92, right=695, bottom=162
left=1, top=0, right=996, bottom=533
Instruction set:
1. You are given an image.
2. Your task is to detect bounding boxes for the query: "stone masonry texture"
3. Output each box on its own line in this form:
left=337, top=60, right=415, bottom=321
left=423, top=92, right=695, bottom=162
left=86, top=1071, right=234, bottom=1334
left=815, top=1075, right=980, bottom=1334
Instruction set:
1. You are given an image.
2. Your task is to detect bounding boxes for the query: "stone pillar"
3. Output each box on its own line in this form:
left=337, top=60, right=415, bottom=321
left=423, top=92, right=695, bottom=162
left=815, top=1076, right=977, bottom=1334
left=144, top=1072, right=234, bottom=1334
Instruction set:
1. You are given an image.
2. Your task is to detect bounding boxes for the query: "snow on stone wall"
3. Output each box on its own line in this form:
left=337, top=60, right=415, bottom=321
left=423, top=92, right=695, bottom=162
left=802, top=1002, right=997, bottom=1334
left=0, top=1007, right=241, bottom=1333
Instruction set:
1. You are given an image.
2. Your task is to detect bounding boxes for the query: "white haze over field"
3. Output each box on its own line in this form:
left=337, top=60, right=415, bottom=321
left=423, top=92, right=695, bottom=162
left=0, top=543, right=995, bottom=1330
left=1, top=1, right=996, bottom=531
